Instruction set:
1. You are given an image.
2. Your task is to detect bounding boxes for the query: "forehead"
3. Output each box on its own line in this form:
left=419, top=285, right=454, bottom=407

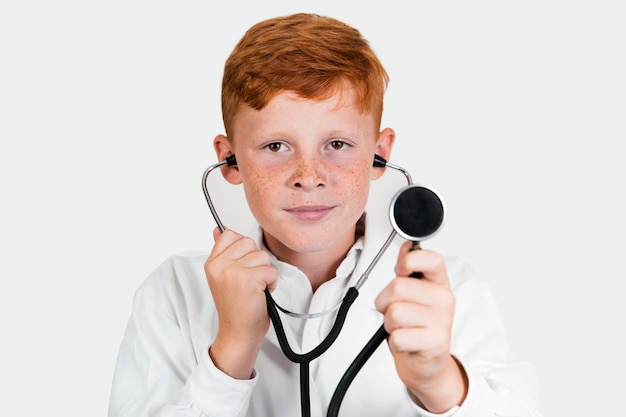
left=230, top=89, right=375, bottom=139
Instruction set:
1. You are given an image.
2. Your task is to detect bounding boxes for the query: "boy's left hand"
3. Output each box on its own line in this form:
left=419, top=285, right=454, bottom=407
left=374, top=241, right=468, bottom=413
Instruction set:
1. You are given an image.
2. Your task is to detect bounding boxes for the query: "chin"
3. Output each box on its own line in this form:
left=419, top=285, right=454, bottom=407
left=287, top=241, right=331, bottom=254
left=275, top=227, right=354, bottom=255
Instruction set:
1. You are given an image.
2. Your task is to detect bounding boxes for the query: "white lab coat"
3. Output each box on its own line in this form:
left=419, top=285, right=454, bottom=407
left=108, top=212, right=543, bottom=417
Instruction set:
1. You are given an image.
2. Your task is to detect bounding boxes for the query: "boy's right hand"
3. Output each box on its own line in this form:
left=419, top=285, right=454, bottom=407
left=204, top=227, right=278, bottom=380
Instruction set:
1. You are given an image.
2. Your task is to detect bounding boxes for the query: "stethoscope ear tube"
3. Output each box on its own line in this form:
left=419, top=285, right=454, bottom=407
left=201, top=155, right=238, bottom=232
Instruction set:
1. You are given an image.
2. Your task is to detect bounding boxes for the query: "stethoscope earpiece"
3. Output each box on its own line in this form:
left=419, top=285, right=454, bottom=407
left=225, top=154, right=237, bottom=166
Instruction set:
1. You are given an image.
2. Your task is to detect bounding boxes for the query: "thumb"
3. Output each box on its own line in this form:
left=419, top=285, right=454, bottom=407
left=212, top=226, right=223, bottom=242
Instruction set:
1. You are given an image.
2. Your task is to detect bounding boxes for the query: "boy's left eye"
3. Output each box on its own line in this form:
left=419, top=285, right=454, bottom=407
left=328, top=140, right=348, bottom=150
left=264, top=142, right=286, bottom=153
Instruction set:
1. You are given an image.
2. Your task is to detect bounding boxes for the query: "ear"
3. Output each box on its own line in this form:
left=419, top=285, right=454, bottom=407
left=371, top=127, right=396, bottom=180
left=213, top=134, right=242, bottom=185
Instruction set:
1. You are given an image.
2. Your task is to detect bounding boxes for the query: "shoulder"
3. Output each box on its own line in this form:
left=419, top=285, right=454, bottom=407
left=444, top=255, right=502, bottom=316
left=444, top=255, right=498, bottom=299
left=141, top=251, right=208, bottom=287
left=443, top=255, right=480, bottom=287
left=132, top=251, right=211, bottom=311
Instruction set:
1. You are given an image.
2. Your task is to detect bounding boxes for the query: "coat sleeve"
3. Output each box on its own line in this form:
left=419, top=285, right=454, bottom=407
left=108, top=258, right=257, bottom=417
left=426, top=257, right=544, bottom=417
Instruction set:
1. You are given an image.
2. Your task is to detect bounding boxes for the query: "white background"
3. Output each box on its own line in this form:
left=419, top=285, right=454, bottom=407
left=1, top=1, right=624, bottom=416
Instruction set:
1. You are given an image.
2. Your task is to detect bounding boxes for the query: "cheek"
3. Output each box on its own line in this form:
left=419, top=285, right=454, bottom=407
left=239, top=165, right=283, bottom=214
left=335, top=164, right=372, bottom=206
left=242, top=173, right=267, bottom=199
left=240, top=161, right=373, bottom=215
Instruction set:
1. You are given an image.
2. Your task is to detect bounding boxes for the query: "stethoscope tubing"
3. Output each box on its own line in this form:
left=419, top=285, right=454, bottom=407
left=202, top=155, right=417, bottom=417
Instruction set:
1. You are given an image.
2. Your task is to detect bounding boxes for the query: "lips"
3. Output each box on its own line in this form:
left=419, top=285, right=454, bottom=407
left=285, top=205, right=335, bottom=221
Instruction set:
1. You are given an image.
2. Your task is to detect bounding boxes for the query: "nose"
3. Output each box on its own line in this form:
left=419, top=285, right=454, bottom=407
left=291, top=155, right=326, bottom=190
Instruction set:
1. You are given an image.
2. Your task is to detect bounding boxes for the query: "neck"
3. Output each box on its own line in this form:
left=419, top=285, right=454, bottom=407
left=263, top=229, right=357, bottom=292
left=290, top=252, right=346, bottom=292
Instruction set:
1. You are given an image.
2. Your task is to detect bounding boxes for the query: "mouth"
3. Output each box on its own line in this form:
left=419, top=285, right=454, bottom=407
left=285, top=205, right=335, bottom=221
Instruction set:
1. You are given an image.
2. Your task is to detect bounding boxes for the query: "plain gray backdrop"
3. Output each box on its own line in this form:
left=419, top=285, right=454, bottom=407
left=1, top=1, right=624, bottom=416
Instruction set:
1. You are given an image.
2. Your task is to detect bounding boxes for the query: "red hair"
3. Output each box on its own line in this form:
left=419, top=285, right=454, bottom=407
left=221, top=13, right=389, bottom=137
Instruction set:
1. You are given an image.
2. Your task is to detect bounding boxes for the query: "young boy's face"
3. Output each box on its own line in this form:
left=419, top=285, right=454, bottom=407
left=215, top=89, right=394, bottom=257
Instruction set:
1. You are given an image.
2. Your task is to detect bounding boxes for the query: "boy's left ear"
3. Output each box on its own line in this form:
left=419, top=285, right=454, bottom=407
left=371, top=128, right=396, bottom=180
left=213, top=134, right=242, bottom=185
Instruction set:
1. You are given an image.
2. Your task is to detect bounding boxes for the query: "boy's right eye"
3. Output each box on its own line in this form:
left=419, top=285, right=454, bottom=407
left=264, top=142, right=286, bottom=153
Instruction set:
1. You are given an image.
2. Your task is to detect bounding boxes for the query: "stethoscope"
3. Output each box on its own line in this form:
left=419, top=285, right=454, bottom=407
left=202, top=154, right=446, bottom=417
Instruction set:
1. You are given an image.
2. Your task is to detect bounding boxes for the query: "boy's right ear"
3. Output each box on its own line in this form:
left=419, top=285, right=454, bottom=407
left=213, top=134, right=242, bottom=185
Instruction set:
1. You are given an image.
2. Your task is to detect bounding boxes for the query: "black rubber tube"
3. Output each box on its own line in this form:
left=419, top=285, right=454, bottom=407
left=265, top=286, right=360, bottom=417
left=326, top=325, right=388, bottom=417
left=265, top=287, right=359, bottom=363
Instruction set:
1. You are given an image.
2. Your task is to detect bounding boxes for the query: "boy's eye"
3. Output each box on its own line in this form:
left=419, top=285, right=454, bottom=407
left=329, top=140, right=347, bottom=150
left=265, top=142, right=285, bottom=153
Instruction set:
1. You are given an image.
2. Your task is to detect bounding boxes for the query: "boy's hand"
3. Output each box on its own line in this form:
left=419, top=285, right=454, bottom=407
left=374, top=241, right=467, bottom=413
left=204, top=228, right=278, bottom=380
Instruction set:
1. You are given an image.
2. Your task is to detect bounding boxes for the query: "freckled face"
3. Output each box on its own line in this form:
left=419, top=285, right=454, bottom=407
left=225, top=91, right=390, bottom=257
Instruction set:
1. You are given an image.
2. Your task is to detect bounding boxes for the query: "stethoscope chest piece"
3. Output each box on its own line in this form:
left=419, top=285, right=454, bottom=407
left=389, top=184, right=446, bottom=243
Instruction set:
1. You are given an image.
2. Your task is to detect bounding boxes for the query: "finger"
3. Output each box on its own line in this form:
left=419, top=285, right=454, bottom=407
left=375, top=277, right=441, bottom=312
left=383, top=301, right=430, bottom=331
left=387, top=327, right=425, bottom=353
left=236, top=249, right=272, bottom=269
left=247, top=264, right=278, bottom=293
left=396, top=245, right=448, bottom=285
left=211, top=229, right=254, bottom=259
left=210, top=228, right=239, bottom=255
left=228, top=260, right=277, bottom=292
left=237, top=251, right=277, bottom=292
left=206, top=232, right=258, bottom=283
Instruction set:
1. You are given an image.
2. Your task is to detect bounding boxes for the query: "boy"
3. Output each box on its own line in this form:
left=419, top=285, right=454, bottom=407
left=109, top=13, right=543, bottom=417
